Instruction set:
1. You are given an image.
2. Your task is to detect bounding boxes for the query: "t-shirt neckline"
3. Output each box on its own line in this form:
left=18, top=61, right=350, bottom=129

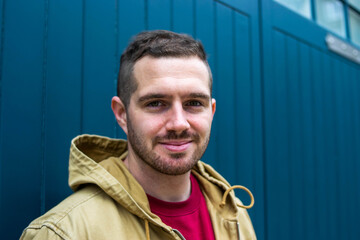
left=146, top=174, right=201, bottom=217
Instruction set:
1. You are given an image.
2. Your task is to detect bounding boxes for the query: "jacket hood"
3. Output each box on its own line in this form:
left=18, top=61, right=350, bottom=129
left=68, top=134, right=251, bottom=227
left=69, top=134, right=159, bottom=222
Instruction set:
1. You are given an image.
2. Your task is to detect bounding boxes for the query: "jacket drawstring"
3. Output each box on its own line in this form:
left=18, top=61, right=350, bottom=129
left=144, top=219, right=150, bottom=240
left=220, top=185, right=255, bottom=240
left=220, top=185, right=255, bottom=209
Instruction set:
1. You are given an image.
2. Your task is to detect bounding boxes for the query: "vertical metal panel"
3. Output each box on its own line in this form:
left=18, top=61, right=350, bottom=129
left=346, top=67, right=355, bottom=239
left=0, top=0, right=263, bottom=238
left=234, top=12, right=253, bottom=188
left=0, top=0, right=4, bottom=228
left=299, top=42, right=316, bottom=240
left=266, top=30, right=291, bottom=240
left=0, top=0, right=3, bottom=140
left=263, top=1, right=360, bottom=239
left=265, top=29, right=360, bottom=240
left=322, top=56, right=338, bottom=240
left=347, top=66, right=357, bottom=240
left=286, top=36, right=303, bottom=239
left=349, top=67, right=359, bottom=238
left=0, top=0, right=45, bottom=238
left=118, top=0, right=146, bottom=55
left=196, top=0, right=216, bottom=168
left=311, top=47, right=325, bottom=240
left=212, top=4, right=264, bottom=236
left=336, top=60, right=347, bottom=239
left=147, top=0, right=171, bottom=30
left=233, top=12, right=264, bottom=239
left=117, top=0, right=146, bottom=57
left=117, top=0, right=146, bottom=139
left=173, top=0, right=194, bottom=34
left=332, top=60, right=360, bottom=240
left=82, top=0, right=117, bottom=136
left=215, top=2, right=236, bottom=182
left=44, top=0, right=83, bottom=211
left=351, top=67, right=360, bottom=238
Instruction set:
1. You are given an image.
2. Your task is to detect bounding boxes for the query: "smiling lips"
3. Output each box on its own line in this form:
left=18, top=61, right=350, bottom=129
left=159, top=141, right=192, bottom=152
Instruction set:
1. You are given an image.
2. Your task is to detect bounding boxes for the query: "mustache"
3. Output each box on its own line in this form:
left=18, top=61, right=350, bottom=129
left=154, top=130, right=200, bottom=142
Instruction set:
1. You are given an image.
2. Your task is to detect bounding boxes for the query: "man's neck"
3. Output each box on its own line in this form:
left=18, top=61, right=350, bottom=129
left=123, top=153, right=191, bottom=202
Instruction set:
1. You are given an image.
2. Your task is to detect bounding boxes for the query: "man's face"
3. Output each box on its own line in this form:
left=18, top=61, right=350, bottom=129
left=124, top=56, right=215, bottom=175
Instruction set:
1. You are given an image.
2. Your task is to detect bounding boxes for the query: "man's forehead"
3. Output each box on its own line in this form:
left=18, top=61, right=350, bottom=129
left=133, top=56, right=210, bottom=87
left=134, top=55, right=208, bottom=74
left=139, top=58, right=207, bottom=78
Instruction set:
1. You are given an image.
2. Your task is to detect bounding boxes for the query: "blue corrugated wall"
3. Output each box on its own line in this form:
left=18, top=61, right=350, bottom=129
left=0, top=0, right=359, bottom=239
left=262, top=2, right=360, bottom=239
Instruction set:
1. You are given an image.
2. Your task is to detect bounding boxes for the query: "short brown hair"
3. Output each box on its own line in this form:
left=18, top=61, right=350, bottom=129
left=117, top=30, right=212, bottom=107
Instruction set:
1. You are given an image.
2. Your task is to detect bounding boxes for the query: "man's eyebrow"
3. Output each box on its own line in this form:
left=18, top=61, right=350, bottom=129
left=137, top=93, right=171, bottom=103
left=187, top=93, right=210, bottom=101
left=137, top=92, right=210, bottom=103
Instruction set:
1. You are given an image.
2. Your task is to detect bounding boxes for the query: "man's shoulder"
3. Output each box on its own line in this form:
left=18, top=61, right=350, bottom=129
left=21, top=183, right=153, bottom=240
left=21, top=185, right=119, bottom=239
left=34, top=185, right=103, bottom=222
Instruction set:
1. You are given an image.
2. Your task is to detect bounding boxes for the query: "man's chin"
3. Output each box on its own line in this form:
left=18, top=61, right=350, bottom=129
left=152, top=155, right=198, bottom=173
left=154, top=162, right=196, bottom=176
left=168, top=152, right=187, bottom=159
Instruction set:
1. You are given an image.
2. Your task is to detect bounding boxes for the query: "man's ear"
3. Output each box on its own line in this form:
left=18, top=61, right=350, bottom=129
left=111, top=96, right=128, bottom=135
left=211, top=98, right=216, bottom=117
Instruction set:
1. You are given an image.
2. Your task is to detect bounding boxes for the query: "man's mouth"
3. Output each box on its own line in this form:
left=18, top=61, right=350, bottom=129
left=158, top=141, right=192, bottom=152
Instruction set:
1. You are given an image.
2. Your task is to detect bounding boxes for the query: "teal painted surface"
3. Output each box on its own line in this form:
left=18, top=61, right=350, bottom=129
left=262, top=0, right=360, bottom=239
left=1, top=0, right=360, bottom=239
left=0, top=0, right=45, bottom=237
left=44, top=0, right=83, bottom=212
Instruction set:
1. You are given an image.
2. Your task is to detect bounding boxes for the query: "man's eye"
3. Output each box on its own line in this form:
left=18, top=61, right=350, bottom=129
left=186, top=101, right=202, bottom=106
left=147, top=101, right=163, bottom=107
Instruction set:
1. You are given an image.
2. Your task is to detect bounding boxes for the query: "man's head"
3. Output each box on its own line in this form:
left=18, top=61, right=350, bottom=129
left=117, top=30, right=212, bottom=108
left=112, top=30, right=216, bottom=176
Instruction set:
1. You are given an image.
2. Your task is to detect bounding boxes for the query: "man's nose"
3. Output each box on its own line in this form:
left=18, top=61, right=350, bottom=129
left=165, top=103, right=190, bottom=133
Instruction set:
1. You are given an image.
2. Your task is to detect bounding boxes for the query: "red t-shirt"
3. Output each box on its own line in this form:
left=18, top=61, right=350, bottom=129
left=147, top=174, right=215, bottom=240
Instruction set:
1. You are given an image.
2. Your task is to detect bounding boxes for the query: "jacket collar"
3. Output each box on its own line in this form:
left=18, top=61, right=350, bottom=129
left=68, top=134, right=241, bottom=224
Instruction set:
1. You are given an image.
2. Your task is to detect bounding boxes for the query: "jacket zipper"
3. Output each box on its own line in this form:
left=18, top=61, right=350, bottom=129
left=173, top=229, right=186, bottom=240
left=237, top=221, right=241, bottom=240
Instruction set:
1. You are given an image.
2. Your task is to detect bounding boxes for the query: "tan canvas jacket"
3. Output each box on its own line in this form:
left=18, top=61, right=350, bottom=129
left=20, top=135, right=256, bottom=240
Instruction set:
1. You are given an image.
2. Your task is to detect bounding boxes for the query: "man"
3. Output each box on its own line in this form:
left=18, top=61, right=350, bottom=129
left=21, top=30, right=256, bottom=239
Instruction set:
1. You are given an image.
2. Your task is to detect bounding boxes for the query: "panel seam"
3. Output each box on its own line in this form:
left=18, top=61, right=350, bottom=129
left=40, top=0, right=49, bottom=214
left=80, top=0, right=86, bottom=133
left=193, top=0, right=196, bottom=37
left=114, top=0, right=119, bottom=138
left=257, top=0, right=268, bottom=238
left=213, top=0, right=219, bottom=170
left=0, top=0, right=6, bottom=218
left=232, top=10, right=238, bottom=177
left=144, top=0, right=148, bottom=30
